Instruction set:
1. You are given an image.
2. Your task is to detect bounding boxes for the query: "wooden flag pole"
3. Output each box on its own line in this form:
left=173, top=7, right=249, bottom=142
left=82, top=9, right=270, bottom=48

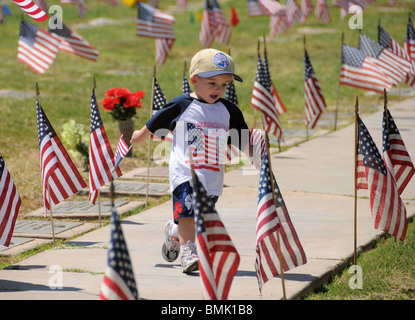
left=264, top=131, right=287, bottom=300
left=145, top=66, right=156, bottom=209
left=353, top=96, right=359, bottom=268
left=334, top=32, right=345, bottom=132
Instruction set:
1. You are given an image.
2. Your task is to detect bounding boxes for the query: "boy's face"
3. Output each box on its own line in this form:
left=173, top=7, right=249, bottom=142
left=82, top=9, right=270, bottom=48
left=190, top=74, right=234, bottom=104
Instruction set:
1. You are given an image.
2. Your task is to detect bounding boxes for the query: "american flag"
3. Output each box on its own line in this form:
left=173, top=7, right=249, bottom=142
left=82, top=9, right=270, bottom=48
left=151, top=78, right=173, bottom=142
left=340, top=44, right=393, bottom=94
left=114, top=134, right=129, bottom=170
left=18, top=20, right=60, bottom=74
left=254, top=0, right=285, bottom=16
left=379, top=25, right=415, bottom=76
left=300, top=0, right=313, bottom=24
left=286, top=0, right=302, bottom=27
left=200, top=0, right=216, bottom=47
left=382, top=109, right=414, bottom=195
left=255, top=153, right=306, bottom=292
left=315, top=0, right=331, bottom=24
left=103, top=0, right=120, bottom=7
left=250, top=128, right=266, bottom=159
left=89, top=90, right=122, bottom=204
left=263, top=49, right=287, bottom=115
left=192, top=172, right=240, bottom=300
left=12, top=0, right=48, bottom=21
left=225, top=81, right=239, bottom=107
left=270, top=12, right=289, bottom=39
left=212, top=0, right=231, bottom=45
left=37, top=101, right=87, bottom=216
left=100, top=208, right=139, bottom=300
left=404, top=16, right=415, bottom=86
left=304, top=49, right=326, bottom=129
left=49, top=21, right=99, bottom=62
left=137, top=1, right=175, bottom=65
left=359, top=33, right=411, bottom=87
left=182, top=71, right=192, bottom=95
left=357, top=116, right=407, bottom=241
left=225, top=81, right=240, bottom=161
left=0, top=154, right=21, bottom=247
left=251, top=52, right=283, bottom=138
left=247, top=0, right=270, bottom=17
left=187, top=124, right=221, bottom=172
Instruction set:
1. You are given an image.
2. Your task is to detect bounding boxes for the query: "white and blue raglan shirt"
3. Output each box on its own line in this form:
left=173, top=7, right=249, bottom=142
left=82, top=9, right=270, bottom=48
left=146, top=94, right=249, bottom=196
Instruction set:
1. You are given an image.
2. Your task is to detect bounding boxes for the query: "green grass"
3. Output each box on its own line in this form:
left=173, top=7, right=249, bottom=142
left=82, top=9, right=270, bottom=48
left=305, top=219, right=415, bottom=300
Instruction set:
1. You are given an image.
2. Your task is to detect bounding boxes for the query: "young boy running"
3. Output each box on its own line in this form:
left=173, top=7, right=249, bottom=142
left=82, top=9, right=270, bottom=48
left=130, top=48, right=253, bottom=273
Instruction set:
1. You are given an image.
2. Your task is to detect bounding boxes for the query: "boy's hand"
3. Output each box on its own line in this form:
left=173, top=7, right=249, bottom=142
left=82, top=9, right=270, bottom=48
left=130, top=126, right=151, bottom=145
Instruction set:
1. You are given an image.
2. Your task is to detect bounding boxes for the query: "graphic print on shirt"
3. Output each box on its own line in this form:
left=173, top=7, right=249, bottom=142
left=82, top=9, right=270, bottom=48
left=186, top=123, right=225, bottom=172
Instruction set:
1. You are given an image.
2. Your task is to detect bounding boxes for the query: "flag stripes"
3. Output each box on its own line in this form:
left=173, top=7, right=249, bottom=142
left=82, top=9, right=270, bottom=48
left=0, top=154, right=21, bottom=247
left=13, top=0, right=48, bottom=21
left=37, top=101, right=86, bottom=216
left=340, top=44, right=393, bottom=94
left=382, top=109, right=414, bottom=195
left=304, top=50, right=326, bottom=129
left=193, top=173, right=240, bottom=300
left=255, top=154, right=306, bottom=292
left=18, top=20, right=60, bottom=74
left=89, top=91, right=121, bottom=204
left=358, top=116, right=408, bottom=241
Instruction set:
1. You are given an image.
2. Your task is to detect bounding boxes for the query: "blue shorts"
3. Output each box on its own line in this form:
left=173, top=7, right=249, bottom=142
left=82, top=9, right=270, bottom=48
left=172, top=181, right=219, bottom=224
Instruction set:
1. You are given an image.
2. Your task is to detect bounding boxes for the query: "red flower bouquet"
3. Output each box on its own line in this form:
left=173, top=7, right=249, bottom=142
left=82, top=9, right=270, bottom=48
left=101, top=88, right=145, bottom=121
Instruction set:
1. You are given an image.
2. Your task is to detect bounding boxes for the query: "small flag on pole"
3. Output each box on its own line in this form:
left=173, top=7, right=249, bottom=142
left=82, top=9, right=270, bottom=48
left=136, top=1, right=176, bottom=65
left=37, top=101, right=87, bottom=216
left=0, top=153, right=21, bottom=247
left=49, top=21, right=99, bottom=61
left=114, top=134, right=129, bottom=169
left=100, top=208, right=139, bottom=300
left=359, top=33, right=411, bottom=87
left=88, top=90, right=122, bottom=204
left=357, top=115, right=408, bottom=241
left=18, top=20, right=60, bottom=74
left=192, top=170, right=240, bottom=300
left=382, top=109, right=414, bottom=195
left=304, top=49, right=326, bottom=129
left=340, top=44, right=393, bottom=94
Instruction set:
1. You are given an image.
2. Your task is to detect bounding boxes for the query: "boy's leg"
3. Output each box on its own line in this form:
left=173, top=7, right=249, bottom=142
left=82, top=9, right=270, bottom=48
left=178, top=217, right=195, bottom=245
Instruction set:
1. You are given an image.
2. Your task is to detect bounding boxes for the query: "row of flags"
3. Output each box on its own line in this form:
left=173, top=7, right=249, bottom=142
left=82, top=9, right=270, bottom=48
left=340, top=18, right=415, bottom=94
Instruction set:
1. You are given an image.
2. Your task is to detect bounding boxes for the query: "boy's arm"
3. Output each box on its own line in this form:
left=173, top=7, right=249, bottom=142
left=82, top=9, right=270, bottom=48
left=130, top=125, right=151, bottom=145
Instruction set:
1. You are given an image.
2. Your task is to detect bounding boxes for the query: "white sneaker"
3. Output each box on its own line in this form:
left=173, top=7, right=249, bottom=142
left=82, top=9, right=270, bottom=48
left=180, top=241, right=199, bottom=273
left=161, top=220, right=180, bottom=262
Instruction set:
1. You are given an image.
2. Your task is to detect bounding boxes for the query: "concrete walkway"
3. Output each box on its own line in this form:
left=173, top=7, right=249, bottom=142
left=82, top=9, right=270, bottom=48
left=0, top=97, right=414, bottom=300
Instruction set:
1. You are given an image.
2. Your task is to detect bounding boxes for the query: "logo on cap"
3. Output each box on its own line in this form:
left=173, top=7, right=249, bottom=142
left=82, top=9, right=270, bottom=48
left=212, top=52, right=229, bottom=69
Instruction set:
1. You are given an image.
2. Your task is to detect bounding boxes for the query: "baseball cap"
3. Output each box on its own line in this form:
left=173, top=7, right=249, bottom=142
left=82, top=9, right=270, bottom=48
left=189, top=48, right=243, bottom=82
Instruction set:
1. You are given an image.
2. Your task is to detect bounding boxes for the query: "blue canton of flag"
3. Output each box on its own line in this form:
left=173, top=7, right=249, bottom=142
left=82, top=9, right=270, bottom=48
left=342, top=44, right=366, bottom=68
left=359, top=34, right=384, bottom=59
left=100, top=208, right=139, bottom=300
left=358, top=119, right=388, bottom=175
left=37, top=102, right=56, bottom=145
